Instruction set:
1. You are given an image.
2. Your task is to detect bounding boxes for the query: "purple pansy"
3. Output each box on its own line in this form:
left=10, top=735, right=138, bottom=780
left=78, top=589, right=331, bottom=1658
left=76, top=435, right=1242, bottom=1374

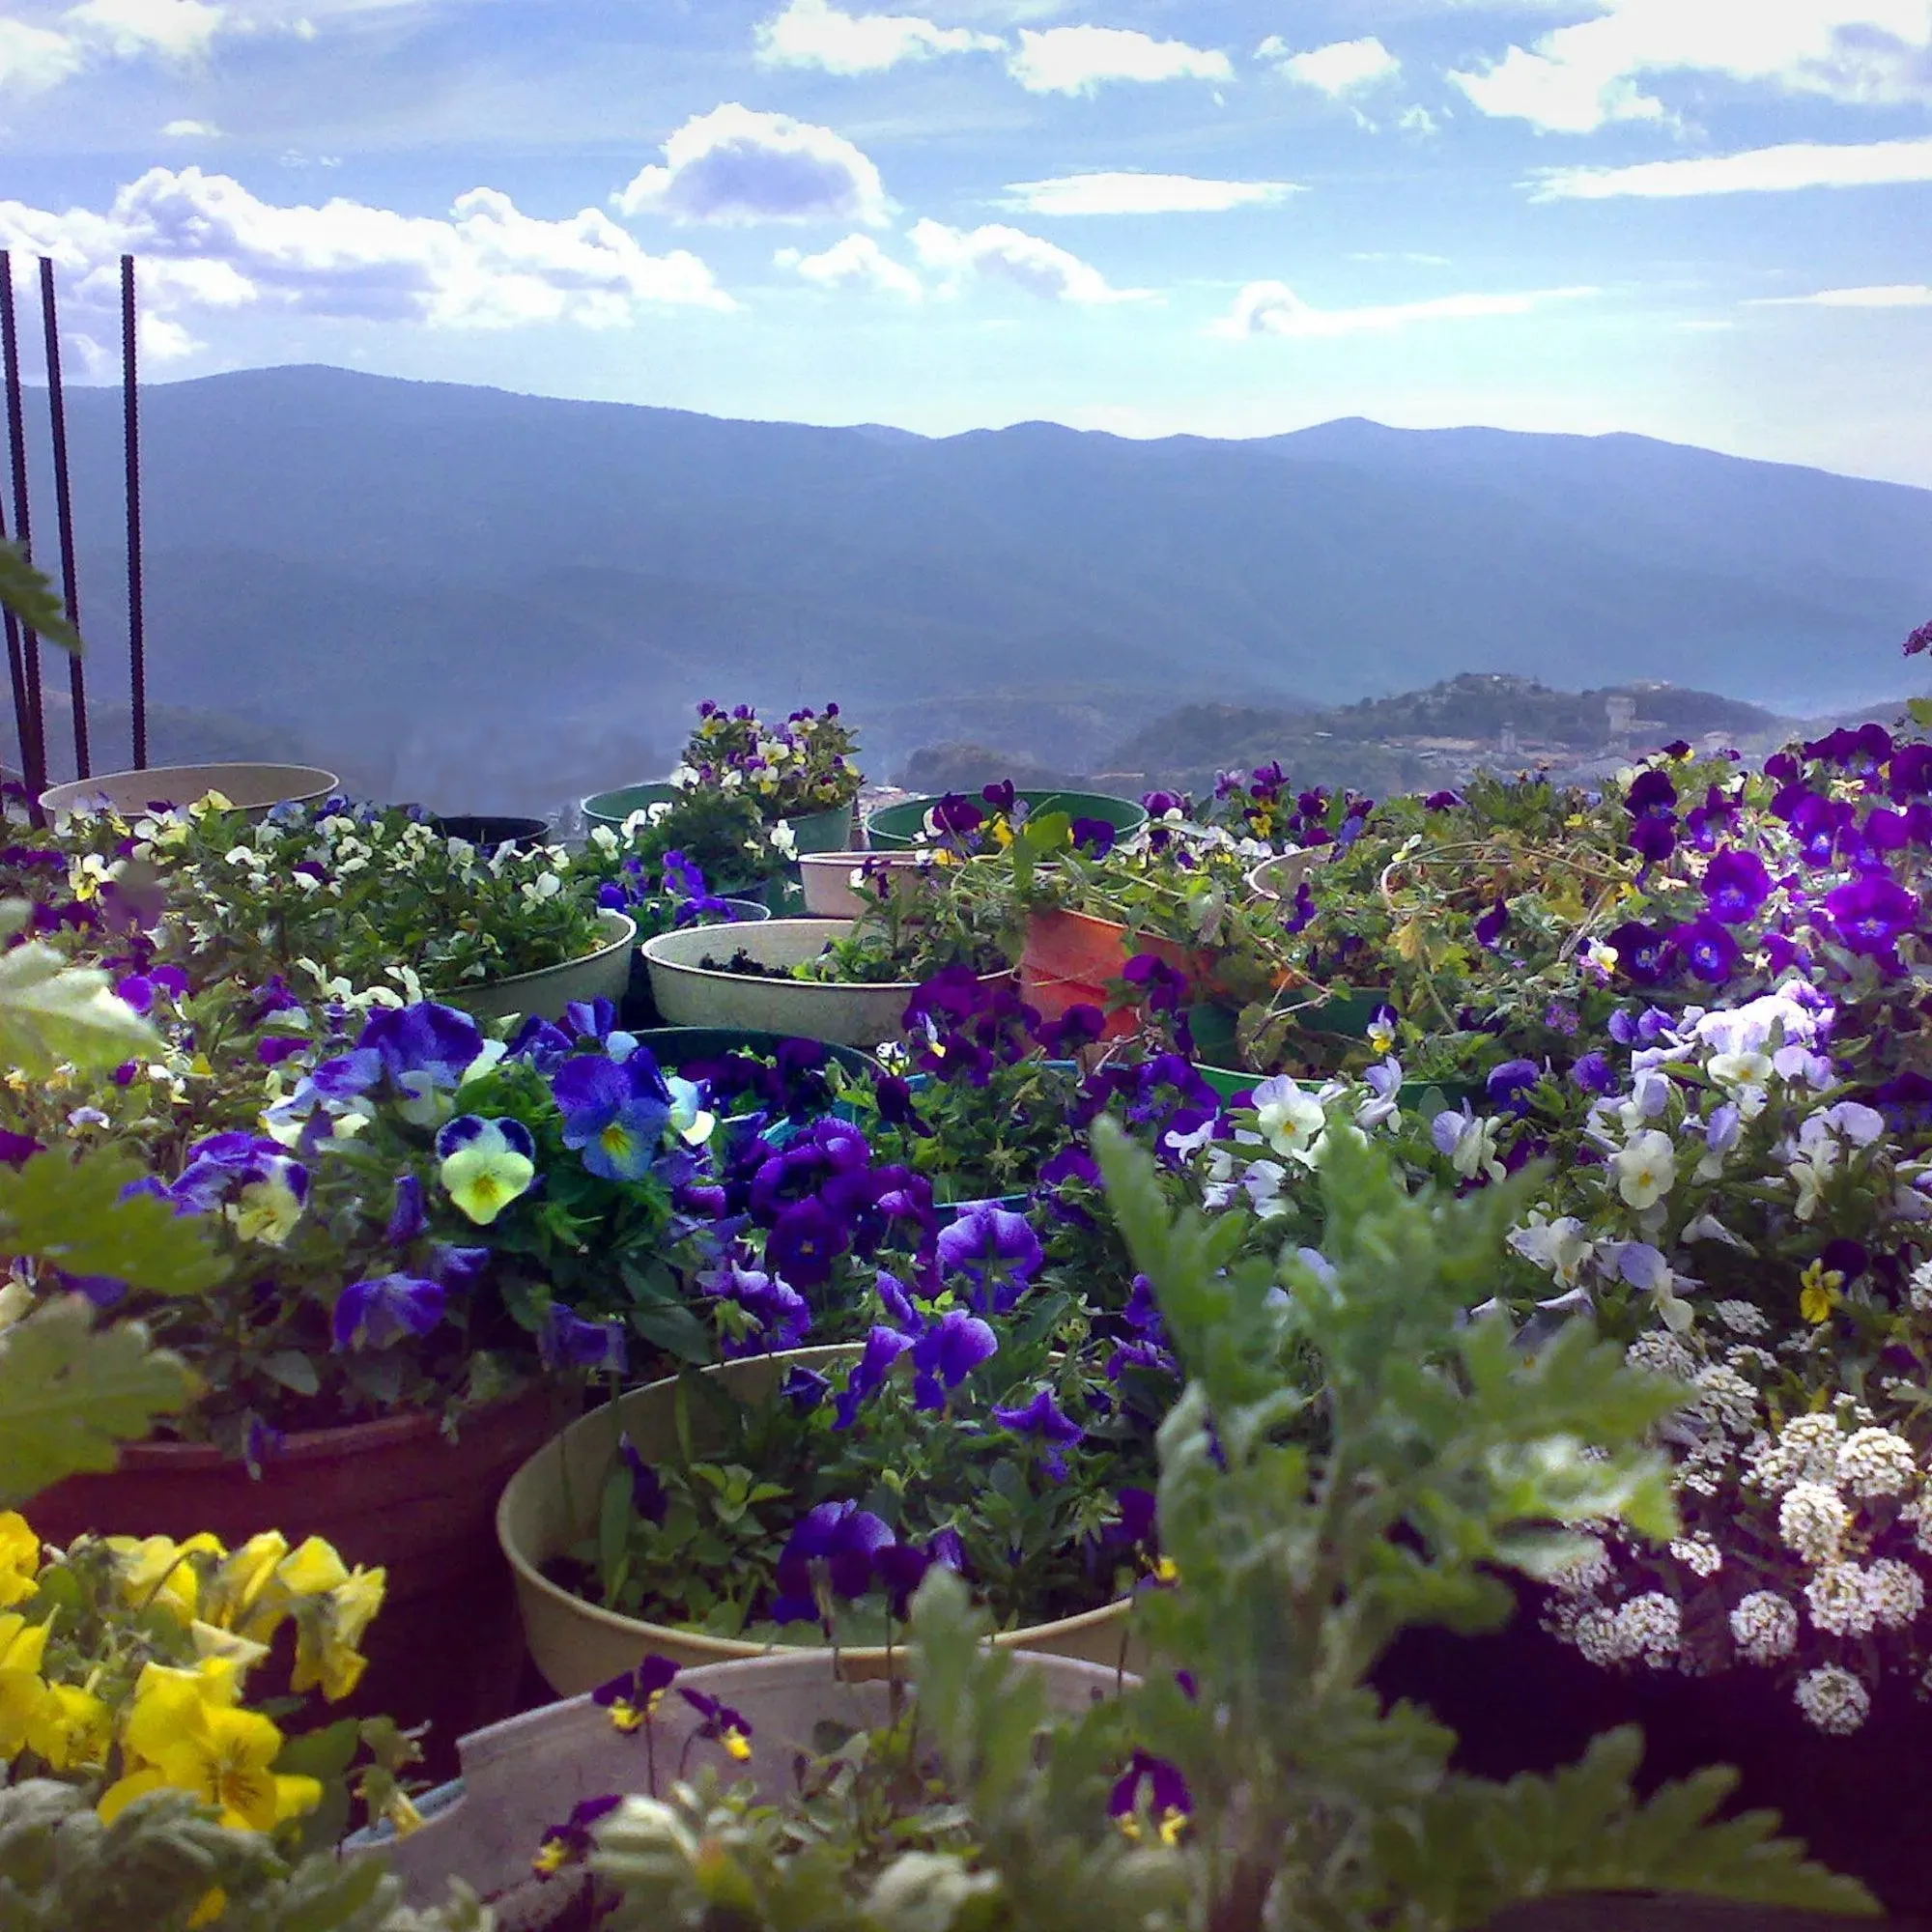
left=553, top=1051, right=671, bottom=1182
left=332, top=1273, right=446, bottom=1351
left=937, top=1203, right=1042, bottom=1314
left=833, top=1325, right=915, bottom=1430
left=910, top=1309, right=998, bottom=1411
left=992, top=1384, right=1085, bottom=1481
left=773, top=1500, right=896, bottom=1619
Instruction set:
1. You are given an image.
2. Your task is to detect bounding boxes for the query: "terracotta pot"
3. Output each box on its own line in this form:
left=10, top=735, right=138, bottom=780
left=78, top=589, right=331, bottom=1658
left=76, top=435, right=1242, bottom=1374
left=497, top=1345, right=1134, bottom=1697
left=30, top=1380, right=574, bottom=1778
left=351, top=1648, right=1133, bottom=1917
left=1020, top=907, right=1209, bottom=1033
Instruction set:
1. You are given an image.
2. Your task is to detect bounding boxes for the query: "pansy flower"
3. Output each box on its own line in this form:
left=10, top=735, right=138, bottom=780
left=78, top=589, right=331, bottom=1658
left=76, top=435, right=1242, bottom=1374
left=592, top=1655, right=680, bottom=1733
left=833, top=1324, right=916, bottom=1430
left=540, top=1306, right=629, bottom=1375
left=992, top=1384, right=1085, bottom=1482
left=1109, top=1749, right=1193, bottom=1845
left=677, top=1687, right=754, bottom=1761
left=772, top=1500, right=895, bottom=1622
left=533, top=1793, right=622, bottom=1878
left=331, top=1273, right=445, bottom=1351
left=435, top=1115, right=535, bottom=1224
left=936, top=1203, right=1042, bottom=1314
left=910, top=1309, right=998, bottom=1411
left=553, top=1053, right=671, bottom=1182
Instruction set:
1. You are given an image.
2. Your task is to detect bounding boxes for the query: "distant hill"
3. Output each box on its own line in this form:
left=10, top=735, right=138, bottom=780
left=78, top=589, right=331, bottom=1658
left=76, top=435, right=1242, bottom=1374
left=4, top=367, right=1925, bottom=813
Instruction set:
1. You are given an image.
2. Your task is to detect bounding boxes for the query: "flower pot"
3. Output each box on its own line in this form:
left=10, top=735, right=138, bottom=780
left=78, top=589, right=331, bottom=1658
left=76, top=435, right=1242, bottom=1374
left=497, top=1346, right=1133, bottom=1697
left=351, top=1648, right=1130, bottom=1915
left=40, top=761, right=338, bottom=821
left=454, top=911, right=638, bottom=1026
left=780, top=801, right=858, bottom=855
left=429, top=813, right=552, bottom=852
left=865, top=789, right=1148, bottom=853
left=640, top=918, right=1012, bottom=1049
left=580, top=781, right=678, bottom=833
left=635, top=1026, right=878, bottom=1086
left=1020, top=907, right=1209, bottom=1033
left=797, top=848, right=935, bottom=919
left=28, top=1380, right=573, bottom=1780
left=1246, top=848, right=1331, bottom=900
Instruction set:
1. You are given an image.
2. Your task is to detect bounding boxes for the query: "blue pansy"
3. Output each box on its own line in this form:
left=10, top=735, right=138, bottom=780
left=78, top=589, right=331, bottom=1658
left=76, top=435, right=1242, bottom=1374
left=332, top=1272, right=446, bottom=1351
left=553, top=1053, right=671, bottom=1181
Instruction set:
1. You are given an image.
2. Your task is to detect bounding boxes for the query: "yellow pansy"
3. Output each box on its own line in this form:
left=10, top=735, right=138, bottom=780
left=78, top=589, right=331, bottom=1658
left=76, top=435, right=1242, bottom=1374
left=122, top=1658, right=244, bottom=1765
left=189, top=1621, right=272, bottom=1674
left=28, top=1682, right=112, bottom=1771
left=275, top=1536, right=351, bottom=1598
left=106, top=1532, right=227, bottom=1622
left=0, top=1612, right=52, bottom=1759
left=0, top=1513, right=40, bottom=1609
left=1800, top=1260, right=1845, bottom=1325
left=202, top=1531, right=291, bottom=1641
left=103, top=1700, right=320, bottom=1833
left=292, top=1565, right=385, bottom=1702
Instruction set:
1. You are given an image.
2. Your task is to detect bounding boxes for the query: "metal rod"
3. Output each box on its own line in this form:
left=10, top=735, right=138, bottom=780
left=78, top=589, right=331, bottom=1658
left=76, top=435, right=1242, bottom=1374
left=40, top=256, right=88, bottom=781
left=122, top=255, right=146, bottom=770
left=0, top=251, right=46, bottom=817
left=0, top=490, right=28, bottom=793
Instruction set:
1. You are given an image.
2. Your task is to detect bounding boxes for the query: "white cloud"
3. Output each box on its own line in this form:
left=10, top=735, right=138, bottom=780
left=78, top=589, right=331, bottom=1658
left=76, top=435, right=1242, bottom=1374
left=1532, top=133, right=1932, bottom=197
left=1008, top=24, right=1231, bottom=94
left=776, top=232, right=923, bottom=298
left=908, top=218, right=1152, bottom=302
left=1752, top=282, right=1932, bottom=305
left=160, top=116, right=220, bottom=135
left=753, top=0, right=1002, bottom=73
left=1258, top=34, right=1400, bottom=94
left=66, top=0, right=226, bottom=60
left=1214, top=280, right=1597, bottom=338
left=1000, top=171, right=1298, bottom=214
left=0, top=16, right=86, bottom=91
left=614, top=103, right=891, bottom=227
left=1397, top=103, right=1442, bottom=135
left=0, top=167, right=733, bottom=331
left=1450, top=0, right=1932, bottom=135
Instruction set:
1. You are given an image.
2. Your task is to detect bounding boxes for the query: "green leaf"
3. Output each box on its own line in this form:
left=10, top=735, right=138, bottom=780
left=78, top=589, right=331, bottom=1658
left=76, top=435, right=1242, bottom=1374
left=261, top=1350, right=322, bottom=1397
left=0, top=937, right=160, bottom=1074
left=0, top=1299, right=194, bottom=1507
left=629, top=1299, right=716, bottom=1364
left=0, top=1149, right=224, bottom=1294
left=0, top=537, right=81, bottom=654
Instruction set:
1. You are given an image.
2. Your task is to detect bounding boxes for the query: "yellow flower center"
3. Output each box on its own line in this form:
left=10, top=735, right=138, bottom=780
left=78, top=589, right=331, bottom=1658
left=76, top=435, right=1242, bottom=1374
left=724, top=1726, right=753, bottom=1762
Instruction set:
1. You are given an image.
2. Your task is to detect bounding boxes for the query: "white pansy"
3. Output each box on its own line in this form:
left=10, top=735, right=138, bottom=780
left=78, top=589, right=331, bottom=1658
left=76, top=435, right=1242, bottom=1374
left=1612, top=1129, right=1676, bottom=1210
left=771, top=820, right=799, bottom=859
left=1706, top=1048, right=1774, bottom=1094
left=1509, top=1212, right=1595, bottom=1287
left=589, top=824, right=619, bottom=853
left=1253, top=1077, right=1325, bottom=1160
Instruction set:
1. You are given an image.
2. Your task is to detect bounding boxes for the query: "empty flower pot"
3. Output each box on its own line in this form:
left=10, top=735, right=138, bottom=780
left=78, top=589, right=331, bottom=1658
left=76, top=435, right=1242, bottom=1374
left=496, top=1347, right=1133, bottom=1698
left=40, top=761, right=339, bottom=822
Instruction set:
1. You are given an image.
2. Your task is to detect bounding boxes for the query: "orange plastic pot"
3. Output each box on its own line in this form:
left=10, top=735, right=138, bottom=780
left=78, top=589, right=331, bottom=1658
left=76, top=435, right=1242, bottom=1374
left=29, top=1380, right=573, bottom=1776
left=1020, top=907, right=1211, bottom=1035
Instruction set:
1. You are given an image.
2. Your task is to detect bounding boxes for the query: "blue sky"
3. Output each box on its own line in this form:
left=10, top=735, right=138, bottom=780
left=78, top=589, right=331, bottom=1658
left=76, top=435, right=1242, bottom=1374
left=1, top=0, right=1929, bottom=482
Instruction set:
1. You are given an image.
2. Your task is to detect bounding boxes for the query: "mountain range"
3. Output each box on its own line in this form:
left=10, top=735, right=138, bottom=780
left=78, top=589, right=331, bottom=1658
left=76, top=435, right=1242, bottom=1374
left=4, top=366, right=1927, bottom=814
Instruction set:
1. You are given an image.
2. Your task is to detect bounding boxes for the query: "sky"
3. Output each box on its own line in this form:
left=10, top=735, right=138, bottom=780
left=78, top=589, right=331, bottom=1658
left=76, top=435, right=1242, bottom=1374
left=0, top=0, right=1929, bottom=483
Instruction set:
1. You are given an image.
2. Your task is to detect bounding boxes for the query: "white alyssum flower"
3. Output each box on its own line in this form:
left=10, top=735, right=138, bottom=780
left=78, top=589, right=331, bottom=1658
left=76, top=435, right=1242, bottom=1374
left=1549, top=1534, right=1612, bottom=1597
left=1612, top=1129, right=1677, bottom=1210
left=1777, top=1480, right=1850, bottom=1564
left=1805, top=1563, right=1878, bottom=1636
left=1689, top=1366, right=1758, bottom=1438
left=1569, top=1607, right=1628, bottom=1666
left=1866, top=1557, right=1925, bottom=1629
left=1748, top=1414, right=1845, bottom=1493
left=1668, top=1535, right=1723, bottom=1577
left=1613, top=1592, right=1682, bottom=1665
left=1626, top=1330, right=1697, bottom=1381
left=1794, top=1664, right=1869, bottom=1735
left=1713, top=1300, right=1770, bottom=1336
left=1729, top=1591, right=1799, bottom=1662
left=1836, top=1426, right=1919, bottom=1498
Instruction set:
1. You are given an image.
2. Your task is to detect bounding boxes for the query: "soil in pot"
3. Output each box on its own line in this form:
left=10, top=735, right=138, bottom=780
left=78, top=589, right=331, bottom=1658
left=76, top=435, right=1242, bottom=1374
left=30, top=1381, right=574, bottom=1781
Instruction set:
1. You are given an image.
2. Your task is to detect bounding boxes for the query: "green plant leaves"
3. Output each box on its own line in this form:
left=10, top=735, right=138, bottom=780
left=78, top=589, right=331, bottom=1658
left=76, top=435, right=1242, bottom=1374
left=0, top=537, right=81, bottom=654
left=0, top=1148, right=224, bottom=1294
left=0, top=927, right=160, bottom=1075
left=0, top=1299, right=194, bottom=1506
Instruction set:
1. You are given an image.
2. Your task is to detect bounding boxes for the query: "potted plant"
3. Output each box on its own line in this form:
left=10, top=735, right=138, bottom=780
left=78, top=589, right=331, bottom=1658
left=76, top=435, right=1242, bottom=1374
left=41, top=761, right=339, bottom=821
left=865, top=780, right=1147, bottom=855
left=673, top=701, right=866, bottom=855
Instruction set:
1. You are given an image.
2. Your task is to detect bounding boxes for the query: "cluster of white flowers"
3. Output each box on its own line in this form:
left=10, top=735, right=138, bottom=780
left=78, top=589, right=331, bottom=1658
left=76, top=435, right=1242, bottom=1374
left=1836, top=1426, right=1919, bottom=1498
left=1776, top=1481, right=1850, bottom=1564
left=1728, top=1590, right=1799, bottom=1662
left=1668, top=1534, right=1723, bottom=1577
left=1794, top=1663, right=1870, bottom=1735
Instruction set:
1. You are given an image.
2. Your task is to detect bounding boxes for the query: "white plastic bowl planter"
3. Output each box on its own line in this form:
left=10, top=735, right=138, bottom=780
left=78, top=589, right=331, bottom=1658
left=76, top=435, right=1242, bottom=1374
left=453, top=911, right=638, bottom=1026
left=1245, top=848, right=1330, bottom=901
left=348, top=1648, right=1130, bottom=1918
left=40, top=761, right=338, bottom=821
left=796, top=848, right=937, bottom=920
left=497, top=1346, right=1134, bottom=1697
left=639, top=918, right=1014, bottom=1049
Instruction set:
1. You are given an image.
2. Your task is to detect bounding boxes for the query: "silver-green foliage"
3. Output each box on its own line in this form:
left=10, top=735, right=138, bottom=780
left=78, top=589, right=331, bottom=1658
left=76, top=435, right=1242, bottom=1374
left=0, top=1781, right=487, bottom=1932
left=593, top=1125, right=1876, bottom=1931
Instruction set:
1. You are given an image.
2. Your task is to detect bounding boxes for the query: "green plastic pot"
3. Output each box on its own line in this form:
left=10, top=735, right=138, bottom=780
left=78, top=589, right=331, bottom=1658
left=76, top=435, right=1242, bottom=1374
left=864, top=789, right=1148, bottom=852
left=1194, top=1065, right=1486, bottom=1111
left=781, top=802, right=858, bottom=855
left=581, top=781, right=678, bottom=832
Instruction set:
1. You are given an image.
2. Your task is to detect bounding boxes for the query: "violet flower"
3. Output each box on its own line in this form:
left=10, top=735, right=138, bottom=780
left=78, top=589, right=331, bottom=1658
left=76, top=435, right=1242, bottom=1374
left=1825, top=869, right=1918, bottom=960
left=592, top=1655, right=679, bottom=1732
left=1672, top=917, right=1740, bottom=985
left=1109, top=1749, right=1193, bottom=1843
left=937, top=1202, right=1042, bottom=1314
left=332, top=1272, right=446, bottom=1351
left=993, top=1384, right=1085, bottom=1481
left=385, top=1173, right=426, bottom=1245
left=773, top=1501, right=896, bottom=1621
left=911, top=1309, right=998, bottom=1411
left=834, top=1324, right=915, bottom=1430
left=533, top=1794, right=623, bottom=1879
left=1702, top=847, right=1771, bottom=923
left=540, top=1306, right=629, bottom=1375
left=618, top=1432, right=669, bottom=1523
left=554, top=1052, right=671, bottom=1182
left=357, top=1001, right=484, bottom=1090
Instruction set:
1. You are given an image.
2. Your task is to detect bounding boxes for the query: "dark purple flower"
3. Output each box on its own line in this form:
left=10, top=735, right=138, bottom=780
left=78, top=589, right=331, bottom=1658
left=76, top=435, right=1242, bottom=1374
left=1070, top=816, right=1117, bottom=857
left=699, top=1253, right=810, bottom=1354
left=1570, top=1051, right=1615, bottom=1095
left=618, top=1432, right=668, bottom=1523
left=1424, top=789, right=1463, bottom=811
left=332, top=1272, right=445, bottom=1351
left=1629, top=814, right=1677, bottom=865
left=1142, top=789, right=1188, bottom=817
left=992, top=1384, right=1085, bottom=1481
left=911, top=1309, right=998, bottom=1410
left=1672, top=917, right=1741, bottom=984
left=980, top=780, right=1017, bottom=815
left=592, top=1655, right=679, bottom=1732
left=506, top=1014, right=573, bottom=1071
left=540, top=1305, right=629, bottom=1375
left=385, top=1173, right=426, bottom=1245
left=534, top=1794, right=624, bottom=1879
left=1821, top=1236, right=1870, bottom=1281
left=774, top=1500, right=896, bottom=1616
left=936, top=1202, right=1042, bottom=1314
left=766, top=1196, right=851, bottom=1290
left=1625, top=770, right=1678, bottom=815
left=1826, top=869, right=1919, bottom=959
left=430, top=1242, right=490, bottom=1290
left=873, top=1542, right=934, bottom=1619
left=1605, top=920, right=1674, bottom=986
left=1703, top=847, right=1772, bottom=923
left=1040, top=1003, right=1106, bottom=1058
left=1108, top=1749, right=1193, bottom=1841
left=1122, top=952, right=1189, bottom=1016
left=1123, top=1272, right=1168, bottom=1344
left=553, top=1053, right=671, bottom=1182
left=0, top=1129, right=42, bottom=1168
left=873, top=1074, right=931, bottom=1137
left=676, top=1688, right=754, bottom=1761
left=833, top=1324, right=915, bottom=1430
left=1473, top=899, right=1509, bottom=950
left=256, top=1036, right=306, bottom=1067
left=357, top=1002, right=485, bottom=1090
left=781, top=1365, right=831, bottom=1412
left=1485, top=1059, right=1541, bottom=1111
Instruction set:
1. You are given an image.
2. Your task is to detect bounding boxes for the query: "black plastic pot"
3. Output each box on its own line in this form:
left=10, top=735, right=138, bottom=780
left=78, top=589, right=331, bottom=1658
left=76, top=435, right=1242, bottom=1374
left=430, top=813, right=552, bottom=851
